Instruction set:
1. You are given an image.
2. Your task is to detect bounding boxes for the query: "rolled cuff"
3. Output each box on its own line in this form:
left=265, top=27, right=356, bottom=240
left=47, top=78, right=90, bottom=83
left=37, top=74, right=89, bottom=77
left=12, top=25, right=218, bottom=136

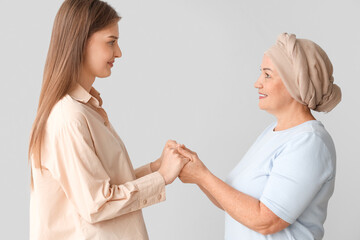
left=133, top=171, right=166, bottom=208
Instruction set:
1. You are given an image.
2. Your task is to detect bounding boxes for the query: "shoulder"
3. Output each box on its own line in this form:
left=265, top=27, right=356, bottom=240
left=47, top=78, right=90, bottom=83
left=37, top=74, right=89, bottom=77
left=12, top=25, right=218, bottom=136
left=285, top=121, right=335, bottom=156
left=47, top=95, right=89, bottom=132
left=277, top=122, right=336, bottom=177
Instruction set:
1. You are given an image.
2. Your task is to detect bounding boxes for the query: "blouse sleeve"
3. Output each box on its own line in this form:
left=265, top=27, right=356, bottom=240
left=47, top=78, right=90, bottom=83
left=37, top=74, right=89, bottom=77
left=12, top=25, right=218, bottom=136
left=259, top=132, right=334, bottom=224
left=48, top=117, right=166, bottom=224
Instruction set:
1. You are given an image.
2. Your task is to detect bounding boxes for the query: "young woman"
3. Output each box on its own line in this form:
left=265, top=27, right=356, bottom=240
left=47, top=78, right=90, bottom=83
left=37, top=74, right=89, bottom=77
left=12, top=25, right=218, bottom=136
left=28, top=0, right=188, bottom=239
left=177, top=33, right=341, bottom=240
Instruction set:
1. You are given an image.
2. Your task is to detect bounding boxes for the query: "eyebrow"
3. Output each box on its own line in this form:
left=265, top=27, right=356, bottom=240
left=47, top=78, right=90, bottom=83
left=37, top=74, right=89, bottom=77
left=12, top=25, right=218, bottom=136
left=261, top=67, right=273, bottom=72
left=107, top=35, right=119, bottom=40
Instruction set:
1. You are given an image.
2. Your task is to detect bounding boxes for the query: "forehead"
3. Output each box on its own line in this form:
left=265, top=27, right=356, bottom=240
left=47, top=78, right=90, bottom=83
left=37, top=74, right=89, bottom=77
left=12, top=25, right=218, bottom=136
left=91, top=22, right=119, bottom=39
left=261, top=54, right=274, bottom=68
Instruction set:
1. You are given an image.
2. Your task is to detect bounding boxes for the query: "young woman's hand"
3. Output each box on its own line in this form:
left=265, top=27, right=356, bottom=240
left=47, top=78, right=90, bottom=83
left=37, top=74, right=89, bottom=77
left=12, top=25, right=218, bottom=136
left=157, top=141, right=189, bottom=185
left=151, top=140, right=179, bottom=172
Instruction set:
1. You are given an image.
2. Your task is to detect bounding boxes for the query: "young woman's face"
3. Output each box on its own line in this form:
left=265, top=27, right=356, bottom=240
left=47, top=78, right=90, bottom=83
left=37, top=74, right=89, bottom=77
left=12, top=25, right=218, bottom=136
left=83, top=22, right=122, bottom=78
left=254, top=54, right=295, bottom=114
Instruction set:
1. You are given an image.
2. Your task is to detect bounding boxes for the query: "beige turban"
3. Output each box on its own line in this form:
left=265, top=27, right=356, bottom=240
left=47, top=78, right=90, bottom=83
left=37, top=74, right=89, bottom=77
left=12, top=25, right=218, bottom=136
left=265, top=33, right=341, bottom=112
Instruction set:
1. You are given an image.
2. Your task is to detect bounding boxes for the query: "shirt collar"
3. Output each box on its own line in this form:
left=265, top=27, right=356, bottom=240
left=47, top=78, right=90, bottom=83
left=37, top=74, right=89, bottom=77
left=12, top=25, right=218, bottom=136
left=68, top=83, right=103, bottom=108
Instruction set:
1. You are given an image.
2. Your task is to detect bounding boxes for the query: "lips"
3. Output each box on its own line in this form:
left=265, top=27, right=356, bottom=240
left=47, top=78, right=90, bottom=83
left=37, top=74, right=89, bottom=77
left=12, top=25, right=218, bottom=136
left=108, top=61, right=114, bottom=67
left=259, top=93, right=268, bottom=99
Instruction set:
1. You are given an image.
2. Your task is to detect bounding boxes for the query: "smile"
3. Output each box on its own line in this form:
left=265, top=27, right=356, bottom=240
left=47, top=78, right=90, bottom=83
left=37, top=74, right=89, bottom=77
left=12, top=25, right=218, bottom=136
left=259, top=93, right=267, bottom=99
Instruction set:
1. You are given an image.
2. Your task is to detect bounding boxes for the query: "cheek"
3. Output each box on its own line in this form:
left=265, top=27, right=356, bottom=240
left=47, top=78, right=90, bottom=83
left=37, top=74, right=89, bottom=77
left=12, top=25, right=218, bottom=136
left=264, top=81, right=293, bottom=107
left=89, top=45, right=109, bottom=63
left=278, top=85, right=293, bottom=103
left=84, top=45, right=112, bottom=75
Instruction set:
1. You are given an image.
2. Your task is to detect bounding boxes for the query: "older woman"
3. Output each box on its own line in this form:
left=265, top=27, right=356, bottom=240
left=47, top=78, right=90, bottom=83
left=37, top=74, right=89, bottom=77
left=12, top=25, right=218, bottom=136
left=177, top=33, right=341, bottom=240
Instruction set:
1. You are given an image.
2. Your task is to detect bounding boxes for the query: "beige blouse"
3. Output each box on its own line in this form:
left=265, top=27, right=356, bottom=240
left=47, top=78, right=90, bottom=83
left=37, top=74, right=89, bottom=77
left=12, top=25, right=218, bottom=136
left=30, top=83, right=166, bottom=240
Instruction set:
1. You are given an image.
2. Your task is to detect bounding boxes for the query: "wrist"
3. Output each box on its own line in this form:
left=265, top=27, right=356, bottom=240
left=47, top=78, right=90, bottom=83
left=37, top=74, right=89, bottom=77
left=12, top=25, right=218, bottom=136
left=156, top=169, right=169, bottom=185
left=197, top=168, right=211, bottom=187
left=150, top=158, right=161, bottom=172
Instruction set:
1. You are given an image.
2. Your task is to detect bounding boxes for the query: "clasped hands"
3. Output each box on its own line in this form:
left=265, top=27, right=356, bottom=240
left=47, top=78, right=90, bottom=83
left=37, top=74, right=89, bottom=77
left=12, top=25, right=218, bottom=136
left=152, top=140, right=209, bottom=185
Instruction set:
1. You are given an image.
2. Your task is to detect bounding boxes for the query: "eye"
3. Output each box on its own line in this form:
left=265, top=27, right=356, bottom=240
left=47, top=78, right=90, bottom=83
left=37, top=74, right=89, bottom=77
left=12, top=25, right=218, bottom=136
left=265, top=72, right=271, bottom=78
left=108, top=40, right=116, bottom=46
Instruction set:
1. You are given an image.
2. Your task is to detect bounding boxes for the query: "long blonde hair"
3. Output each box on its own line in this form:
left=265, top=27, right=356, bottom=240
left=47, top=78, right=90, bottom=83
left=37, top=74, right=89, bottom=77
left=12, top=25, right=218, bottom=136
left=28, top=0, right=120, bottom=184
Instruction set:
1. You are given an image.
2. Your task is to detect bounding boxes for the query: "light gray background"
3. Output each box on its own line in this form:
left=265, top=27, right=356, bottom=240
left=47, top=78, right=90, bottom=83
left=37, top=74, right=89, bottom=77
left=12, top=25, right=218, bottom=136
left=1, top=0, right=359, bottom=239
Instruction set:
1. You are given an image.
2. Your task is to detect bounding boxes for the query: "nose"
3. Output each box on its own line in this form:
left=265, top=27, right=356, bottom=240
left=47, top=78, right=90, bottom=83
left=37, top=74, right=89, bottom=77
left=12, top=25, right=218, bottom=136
left=114, top=44, right=122, bottom=58
left=254, top=75, right=263, bottom=89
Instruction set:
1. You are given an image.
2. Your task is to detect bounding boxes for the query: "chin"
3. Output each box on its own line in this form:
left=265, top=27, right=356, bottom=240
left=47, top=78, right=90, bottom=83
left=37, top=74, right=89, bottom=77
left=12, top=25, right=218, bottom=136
left=258, top=103, right=266, bottom=110
left=97, top=70, right=111, bottom=78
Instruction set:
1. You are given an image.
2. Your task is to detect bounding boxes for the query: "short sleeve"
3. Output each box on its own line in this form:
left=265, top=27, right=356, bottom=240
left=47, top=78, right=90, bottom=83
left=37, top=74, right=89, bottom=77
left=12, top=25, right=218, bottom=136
left=48, top=117, right=165, bottom=224
left=259, top=132, right=334, bottom=224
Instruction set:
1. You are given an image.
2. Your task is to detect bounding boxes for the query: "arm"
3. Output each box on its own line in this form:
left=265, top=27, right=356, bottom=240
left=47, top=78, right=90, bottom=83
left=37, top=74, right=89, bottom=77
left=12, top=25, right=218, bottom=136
left=51, top=120, right=186, bottom=224
left=178, top=146, right=289, bottom=235
left=134, top=163, right=153, bottom=178
left=198, top=171, right=289, bottom=235
left=198, top=185, right=223, bottom=210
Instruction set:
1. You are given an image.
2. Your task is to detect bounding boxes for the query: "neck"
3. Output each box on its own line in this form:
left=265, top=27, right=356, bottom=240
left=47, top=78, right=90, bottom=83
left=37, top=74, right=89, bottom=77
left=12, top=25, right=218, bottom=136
left=273, top=104, right=316, bottom=131
left=78, top=67, right=96, bottom=92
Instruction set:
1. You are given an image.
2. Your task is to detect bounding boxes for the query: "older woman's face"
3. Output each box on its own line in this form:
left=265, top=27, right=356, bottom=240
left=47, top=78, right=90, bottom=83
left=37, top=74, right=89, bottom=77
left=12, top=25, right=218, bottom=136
left=254, top=54, right=295, bottom=114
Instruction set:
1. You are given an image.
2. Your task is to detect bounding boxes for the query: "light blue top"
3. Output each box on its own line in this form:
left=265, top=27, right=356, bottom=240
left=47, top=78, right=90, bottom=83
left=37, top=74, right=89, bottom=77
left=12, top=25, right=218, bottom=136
left=225, top=120, right=336, bottom=240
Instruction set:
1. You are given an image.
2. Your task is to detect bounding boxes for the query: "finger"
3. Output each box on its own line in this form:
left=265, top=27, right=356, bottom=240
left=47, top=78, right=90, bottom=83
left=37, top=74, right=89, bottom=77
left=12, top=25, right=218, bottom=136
left=177, top=147, right=192, bottom=159
left=166, top=139, right=178, bottom=148
left=171, top=149, right=182, bottom=155
left=173, top=148, right=190, bottom=157
left=179, top=144, right=196, bottom=155
left=172, top=148, right=187, bottom=156
left=180, top=157, right=191, bottom=167
left=177, top=146, right=194, bottom=160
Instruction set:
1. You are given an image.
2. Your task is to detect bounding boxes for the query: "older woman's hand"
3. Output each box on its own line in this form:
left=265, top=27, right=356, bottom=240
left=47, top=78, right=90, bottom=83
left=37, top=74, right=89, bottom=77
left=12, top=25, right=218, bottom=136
left=177, top=145, right=209, bottom=185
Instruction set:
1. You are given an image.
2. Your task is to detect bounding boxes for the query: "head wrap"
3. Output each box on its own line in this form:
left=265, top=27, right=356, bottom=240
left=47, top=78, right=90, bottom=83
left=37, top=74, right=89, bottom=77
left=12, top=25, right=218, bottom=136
left=265, top=33, right=341, bottom=112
